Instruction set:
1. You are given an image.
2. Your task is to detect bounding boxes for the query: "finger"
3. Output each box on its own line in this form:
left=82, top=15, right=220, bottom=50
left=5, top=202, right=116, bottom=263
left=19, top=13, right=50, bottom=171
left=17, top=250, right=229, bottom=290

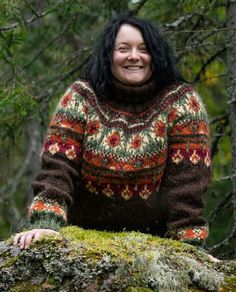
left=34, top=231, right=42, bottom=242
left=19, top=234, right=27, bottom=249
left=24, top=233, right=34, bottom=249
left=13, top=233, right=21, bottom=245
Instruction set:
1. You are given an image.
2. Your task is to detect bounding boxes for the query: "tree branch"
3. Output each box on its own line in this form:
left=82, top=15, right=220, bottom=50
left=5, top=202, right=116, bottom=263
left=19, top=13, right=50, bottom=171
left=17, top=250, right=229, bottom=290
left=193, top=47, right=226, bottom=84
left=210, top=114, right=228, bottom=124
left=164, top=13, right=197, bottom=30
left=207, top=226, right=236, bottom=252
left=130, top=0, right=149, bottom=16
left=198, top=73, right=227, bottom=84
left=24, top=21, right=73, bottom=69
left=0, top=9, right=53, bottom=32
left=207, top=191, right=233, bottom=227
left=35, top=54, right=91, bottom=102
left=211, top=115, right=229, bottom=158
left=217, top=173, right=236, bottom=181
left=23, top=0, right=40, bottom=17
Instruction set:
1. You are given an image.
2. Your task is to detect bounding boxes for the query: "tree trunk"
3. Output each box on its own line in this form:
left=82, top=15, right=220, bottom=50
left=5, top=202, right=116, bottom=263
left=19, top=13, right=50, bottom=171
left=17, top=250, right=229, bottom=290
left=227, top=0, right=236, bottom=257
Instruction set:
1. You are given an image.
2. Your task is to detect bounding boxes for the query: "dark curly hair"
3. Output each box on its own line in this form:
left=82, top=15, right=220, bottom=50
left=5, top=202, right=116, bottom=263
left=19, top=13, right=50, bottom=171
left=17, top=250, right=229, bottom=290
left=82, top=14, right=186, bottom=96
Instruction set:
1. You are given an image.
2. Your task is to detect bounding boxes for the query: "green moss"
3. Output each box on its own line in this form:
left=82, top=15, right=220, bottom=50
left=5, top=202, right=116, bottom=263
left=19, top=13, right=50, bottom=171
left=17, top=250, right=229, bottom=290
left=9, top=282, right=40, bottom=292
left=45, top=276, right=56, bottom=285
left=60, top=226, right=197, bottom=262
left=2, top=256, right=18, bottom=268
left=220, top=276, right=236, bottom=291
left=0, top=226, right=235, bottom=291
left=126, top=288, right=154, bottom=292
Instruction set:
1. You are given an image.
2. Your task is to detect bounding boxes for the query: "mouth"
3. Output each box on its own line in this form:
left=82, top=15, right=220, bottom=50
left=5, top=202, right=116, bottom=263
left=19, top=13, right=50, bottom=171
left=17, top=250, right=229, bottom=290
left=124, top=65, right=143, bottom=70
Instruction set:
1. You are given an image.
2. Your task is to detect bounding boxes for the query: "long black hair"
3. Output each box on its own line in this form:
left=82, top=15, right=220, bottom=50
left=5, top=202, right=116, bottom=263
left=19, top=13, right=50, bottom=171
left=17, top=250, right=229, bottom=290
left=82, top=14, right=186, bottom=96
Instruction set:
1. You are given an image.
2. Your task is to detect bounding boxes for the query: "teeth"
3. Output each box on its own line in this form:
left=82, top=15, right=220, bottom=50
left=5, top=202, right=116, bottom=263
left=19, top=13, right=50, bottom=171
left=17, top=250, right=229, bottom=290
left=125, top=66, right=142, bottom=70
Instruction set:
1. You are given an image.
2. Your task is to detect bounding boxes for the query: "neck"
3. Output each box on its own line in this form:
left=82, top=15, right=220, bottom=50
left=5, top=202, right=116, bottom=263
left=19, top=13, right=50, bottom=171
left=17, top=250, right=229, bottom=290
left=98, top=77, right=161, bottom=114
left=108, top=77, right=158, bottom=104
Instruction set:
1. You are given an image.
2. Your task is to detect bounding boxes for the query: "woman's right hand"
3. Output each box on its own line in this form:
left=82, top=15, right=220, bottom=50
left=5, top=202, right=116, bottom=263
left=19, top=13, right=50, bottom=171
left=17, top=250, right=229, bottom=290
left=13, top=229, right=59, bottom=249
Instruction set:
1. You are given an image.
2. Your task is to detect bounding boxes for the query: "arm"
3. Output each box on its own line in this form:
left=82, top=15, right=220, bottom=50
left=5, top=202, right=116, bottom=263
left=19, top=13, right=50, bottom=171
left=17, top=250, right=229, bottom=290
left=161, top=87, right=211, bottom=244
left=28, top=82, right=87, bottom=231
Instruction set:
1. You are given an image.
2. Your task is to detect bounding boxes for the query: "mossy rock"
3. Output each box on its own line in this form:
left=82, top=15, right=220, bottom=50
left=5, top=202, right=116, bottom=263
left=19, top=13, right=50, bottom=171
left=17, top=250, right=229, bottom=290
left=0, top=226, right=235, bottom=291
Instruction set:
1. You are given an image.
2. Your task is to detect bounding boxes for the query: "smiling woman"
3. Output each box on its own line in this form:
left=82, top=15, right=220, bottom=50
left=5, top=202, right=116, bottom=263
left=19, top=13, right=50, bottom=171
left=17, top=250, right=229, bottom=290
left=13, top=14, right=211, bottom=252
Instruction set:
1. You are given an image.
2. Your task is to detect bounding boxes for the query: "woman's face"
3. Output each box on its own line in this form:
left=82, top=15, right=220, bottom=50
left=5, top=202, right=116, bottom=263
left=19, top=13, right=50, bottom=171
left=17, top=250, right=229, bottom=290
left=111, top=24, right=152, bottom=86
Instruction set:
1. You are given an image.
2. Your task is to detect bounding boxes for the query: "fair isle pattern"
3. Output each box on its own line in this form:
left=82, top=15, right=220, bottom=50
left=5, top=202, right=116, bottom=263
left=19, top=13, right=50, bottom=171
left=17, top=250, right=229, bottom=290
left=42, top=86, right=87, bottom=161
left=72, top=80, right=210, bottom=199
left=176, top=226, right=208, bottom=242
left=29, top=197, right=67, bottom=223
left=40, top=80, right=211, bottom=200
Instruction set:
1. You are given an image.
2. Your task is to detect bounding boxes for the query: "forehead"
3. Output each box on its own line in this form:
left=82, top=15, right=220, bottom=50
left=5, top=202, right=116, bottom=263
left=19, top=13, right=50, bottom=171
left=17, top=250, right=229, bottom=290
left=115, top=24, right=145, bottom=44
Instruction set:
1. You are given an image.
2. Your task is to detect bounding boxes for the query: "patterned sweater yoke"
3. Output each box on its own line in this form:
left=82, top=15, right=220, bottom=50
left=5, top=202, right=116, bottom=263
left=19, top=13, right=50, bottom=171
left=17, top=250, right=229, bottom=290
left=29, top=79, right=211, bottom=243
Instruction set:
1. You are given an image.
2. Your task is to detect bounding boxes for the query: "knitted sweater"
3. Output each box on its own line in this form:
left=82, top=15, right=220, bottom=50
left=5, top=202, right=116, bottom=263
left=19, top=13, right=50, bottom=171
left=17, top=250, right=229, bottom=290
left=29, top=79, right=211, bottom=243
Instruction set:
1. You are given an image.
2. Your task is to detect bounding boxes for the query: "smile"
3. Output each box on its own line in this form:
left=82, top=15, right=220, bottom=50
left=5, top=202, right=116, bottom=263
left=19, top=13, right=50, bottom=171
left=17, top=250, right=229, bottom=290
left=124, top=66, right=143, bottom=70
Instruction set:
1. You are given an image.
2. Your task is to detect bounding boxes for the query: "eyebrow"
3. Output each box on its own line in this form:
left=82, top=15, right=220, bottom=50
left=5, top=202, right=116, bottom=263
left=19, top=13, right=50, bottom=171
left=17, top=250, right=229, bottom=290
left=115, top=42, right=146, bottom=46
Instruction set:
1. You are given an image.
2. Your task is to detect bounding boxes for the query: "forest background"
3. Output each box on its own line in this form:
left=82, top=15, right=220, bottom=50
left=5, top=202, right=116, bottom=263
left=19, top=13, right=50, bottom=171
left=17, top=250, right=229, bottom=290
left=0, top=0, right=235, bottom=260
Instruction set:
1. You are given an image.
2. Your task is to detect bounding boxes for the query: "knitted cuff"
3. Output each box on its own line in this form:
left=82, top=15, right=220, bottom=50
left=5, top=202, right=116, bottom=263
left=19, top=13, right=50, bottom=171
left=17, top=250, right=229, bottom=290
left=174, top=226, right=208, bottom=243
left=28, top=197, right=67, bottom=222
left=26, top=217, right=63, bottom=232
left=27, top=196, right=68, bottom=232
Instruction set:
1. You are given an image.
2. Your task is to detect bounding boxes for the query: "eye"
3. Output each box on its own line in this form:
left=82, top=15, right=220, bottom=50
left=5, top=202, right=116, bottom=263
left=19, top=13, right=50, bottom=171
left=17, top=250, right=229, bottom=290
left=117, top=46, right=129, bottom=52
left=140, top=47, right=148, bottom=53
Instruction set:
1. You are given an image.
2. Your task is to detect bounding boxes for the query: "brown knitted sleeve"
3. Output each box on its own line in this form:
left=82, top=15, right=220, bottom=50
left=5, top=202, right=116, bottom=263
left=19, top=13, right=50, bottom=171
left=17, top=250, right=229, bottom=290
left=160, top=88, right=211, bottom=244
left=28, top=82, right=87, bottom=231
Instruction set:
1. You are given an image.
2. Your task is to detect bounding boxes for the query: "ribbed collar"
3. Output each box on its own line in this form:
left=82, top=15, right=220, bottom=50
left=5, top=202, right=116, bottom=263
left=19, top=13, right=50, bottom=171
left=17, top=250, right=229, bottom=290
left=99, top=78, right=160, bottom=114
left=109, top=78, right=158, bottom=104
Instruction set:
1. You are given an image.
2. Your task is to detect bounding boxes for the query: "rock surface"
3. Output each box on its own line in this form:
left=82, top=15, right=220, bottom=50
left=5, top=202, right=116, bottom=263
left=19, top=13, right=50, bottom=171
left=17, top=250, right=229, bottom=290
left=0, top=226, right=235, bottom=291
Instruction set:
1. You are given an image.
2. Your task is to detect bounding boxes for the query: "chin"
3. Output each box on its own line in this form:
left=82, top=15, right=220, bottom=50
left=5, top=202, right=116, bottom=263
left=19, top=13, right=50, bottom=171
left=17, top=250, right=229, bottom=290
left=123, top=77, right=145, bottom=85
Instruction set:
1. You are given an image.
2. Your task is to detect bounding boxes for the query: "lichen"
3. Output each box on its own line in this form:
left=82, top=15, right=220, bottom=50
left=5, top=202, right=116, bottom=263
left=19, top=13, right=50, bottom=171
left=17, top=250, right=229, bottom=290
left=0, top=226, right=235, bottom=292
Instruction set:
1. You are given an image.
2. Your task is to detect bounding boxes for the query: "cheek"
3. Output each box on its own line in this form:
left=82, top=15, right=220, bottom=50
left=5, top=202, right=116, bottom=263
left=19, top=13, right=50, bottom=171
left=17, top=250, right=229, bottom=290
left=111, top=55, right=125, bottom=79
left=112, top=52, right=125, bottom=68
left=144, top=55, right=152, bottom=67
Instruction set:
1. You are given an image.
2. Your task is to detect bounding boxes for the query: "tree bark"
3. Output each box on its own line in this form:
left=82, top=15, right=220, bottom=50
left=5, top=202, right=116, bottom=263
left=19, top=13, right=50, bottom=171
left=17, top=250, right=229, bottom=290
left=227, top=0, right=236, bottom=258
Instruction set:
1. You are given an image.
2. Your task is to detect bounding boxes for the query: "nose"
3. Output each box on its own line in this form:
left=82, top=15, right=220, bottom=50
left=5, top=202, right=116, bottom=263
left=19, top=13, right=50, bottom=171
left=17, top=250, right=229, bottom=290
left=128, top=49, right=140, bottom=61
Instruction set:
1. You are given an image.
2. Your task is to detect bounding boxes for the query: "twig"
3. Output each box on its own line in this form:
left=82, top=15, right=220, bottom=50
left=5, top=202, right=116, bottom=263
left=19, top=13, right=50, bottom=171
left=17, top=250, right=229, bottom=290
left=211, top=116, right=229, bottom=158
left=164, top=13, right=197, bottom=30
left=174, top=22, right=220, bottom=62
left=166, top=27, right=236, bottom=33
left=198, top=74, right=227, bottom=84
left=207, top=191, right=232, bottom=227
left=130, top=0, right=148, bottom=15
left=216, top=173, right=236, bottom=181
left=23, top=0, right=40, bottom=17
left=210, top=114, right=228, bottom=124
left=0, top=10, right=54, bottom=32
left=35, top=54, right=91, bottom=102
left=207, top=226, right=236, bottom=252
left=227, top=97, right=236, bottom=104
left=175, top=40, right=225, bottom=61
left=24, top=21, right=73, bottom=69
left=193, top=47, right=226, bottom=83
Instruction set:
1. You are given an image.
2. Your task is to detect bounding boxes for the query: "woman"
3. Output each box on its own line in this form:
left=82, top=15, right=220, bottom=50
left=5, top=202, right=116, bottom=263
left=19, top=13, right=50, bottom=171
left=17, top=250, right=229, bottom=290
left=14, top=15, right=211, bottom=249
